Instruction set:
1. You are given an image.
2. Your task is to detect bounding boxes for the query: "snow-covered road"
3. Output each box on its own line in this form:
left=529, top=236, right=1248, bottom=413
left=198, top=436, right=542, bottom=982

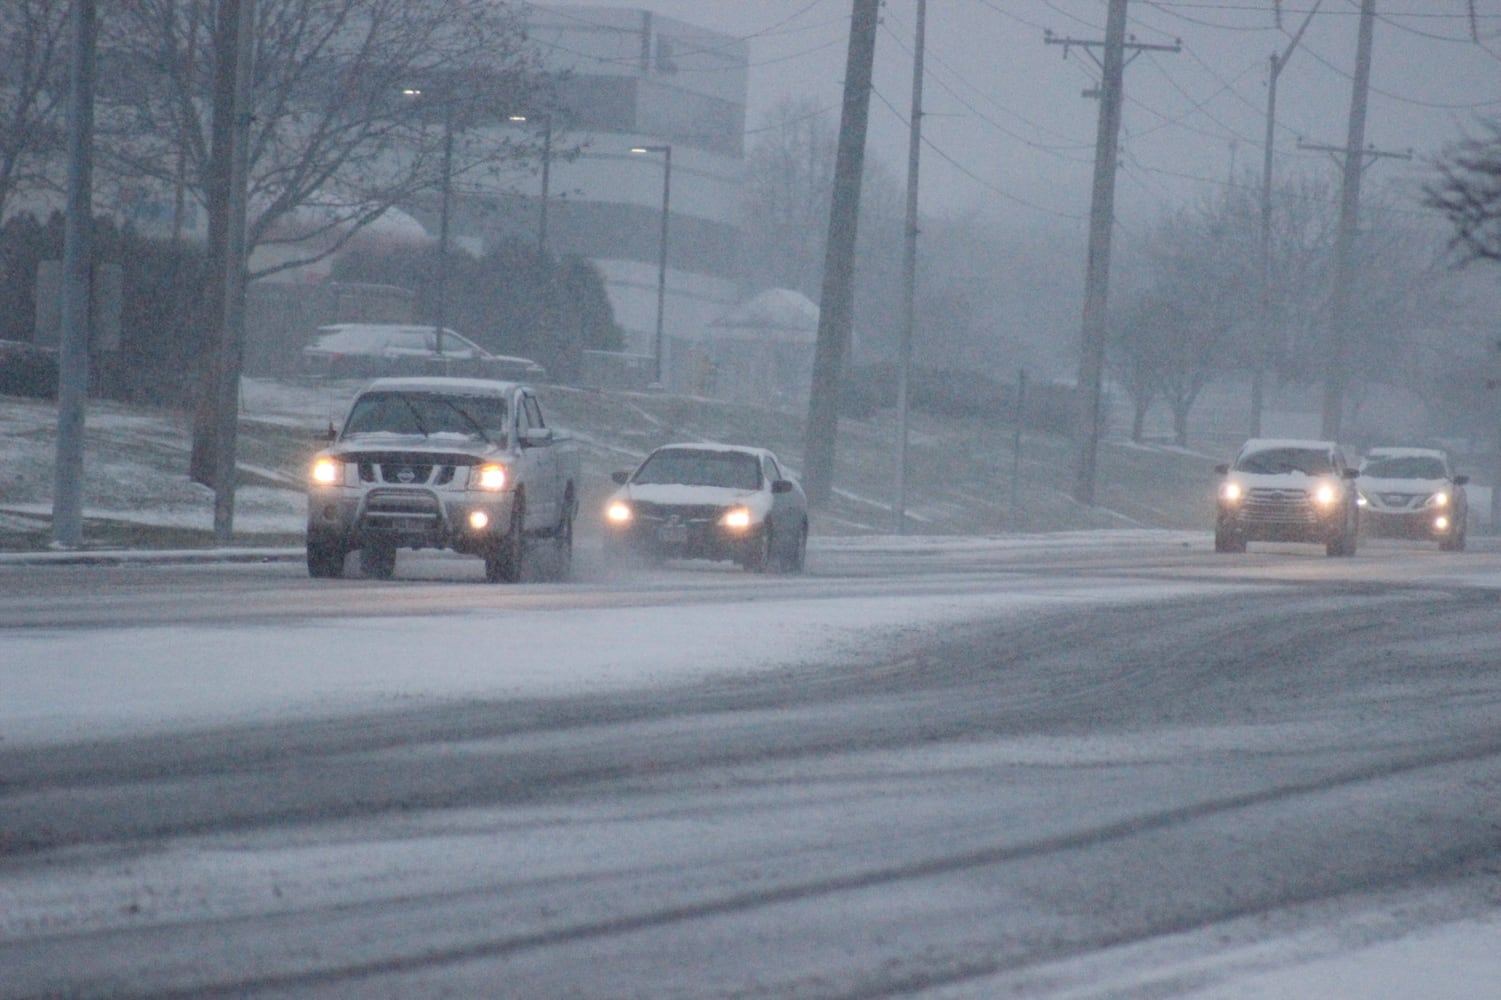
left=2, top=533, right=1499, bottom=998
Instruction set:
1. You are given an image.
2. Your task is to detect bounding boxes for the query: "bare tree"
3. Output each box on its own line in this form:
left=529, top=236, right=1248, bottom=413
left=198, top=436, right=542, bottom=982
left=1426, top=120, right=1501, bottom=266
left=96, top=0, right=552, bottom=485
left=740, top=97, right=838, bottom=300
left=0, top=0, right=71, bottom=221
left=98, top=0, right=551, bottom=280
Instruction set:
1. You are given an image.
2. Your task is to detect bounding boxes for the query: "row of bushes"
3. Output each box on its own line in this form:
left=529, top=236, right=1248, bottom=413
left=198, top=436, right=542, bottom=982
left=840, top=362, right=1080, bottom=435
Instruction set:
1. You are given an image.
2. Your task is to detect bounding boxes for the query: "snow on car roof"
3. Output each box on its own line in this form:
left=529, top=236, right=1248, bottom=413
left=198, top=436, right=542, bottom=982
left=359, top=376, right=521, bottom=395
left=654, top=441, right=778, bottom=460
left=1361, top=446, right=1446, bottom=460
left=1237, top=437, right=1339, bottom=454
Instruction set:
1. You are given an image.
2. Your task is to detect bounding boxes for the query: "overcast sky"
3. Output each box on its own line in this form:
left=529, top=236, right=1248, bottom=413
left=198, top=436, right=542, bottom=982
left=573, top=1, right=1501, bottom=229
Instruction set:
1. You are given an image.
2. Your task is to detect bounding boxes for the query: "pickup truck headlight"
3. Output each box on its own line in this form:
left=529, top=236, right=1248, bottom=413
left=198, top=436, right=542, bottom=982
left=1219, top=481, right=1243, bottom=503
left=720, top=506, right=753, bottom=530
left=311, top=457, right=344, bottom=486
left=469, top=463, right=507, bottom=491
left=1312, top=482, right=1339, bottom=506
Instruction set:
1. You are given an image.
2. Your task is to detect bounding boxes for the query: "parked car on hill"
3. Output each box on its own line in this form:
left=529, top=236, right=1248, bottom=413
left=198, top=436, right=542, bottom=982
left=1214, top=438, right=1360, bottom=557
left=305, top=376, right=578, bottom=582
left=1357, top=446, right=1468, bottom=551
left=301, top=323, right=546, bottom=382
left=602, top=443, right=808, bottom=572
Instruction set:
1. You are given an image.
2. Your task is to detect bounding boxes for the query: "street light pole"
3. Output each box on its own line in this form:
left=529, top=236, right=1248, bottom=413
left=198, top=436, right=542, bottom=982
left=508, top=113, right=553, bottom=257
left=631, top=144, right=671, bottom=386
left=435, top=100, right=453, bottom=359
left=405, top=85, right=452, bottom=359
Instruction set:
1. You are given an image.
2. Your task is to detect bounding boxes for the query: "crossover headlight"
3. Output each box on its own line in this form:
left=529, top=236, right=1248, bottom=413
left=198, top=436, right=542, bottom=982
left=1425, top=492, right=1449, bottom=508
left=469, top=463, right=507, bottom=491
left=605, top=500, right=633, bottom=524
left=720, top=506, right=753, bottom=530
left=310, top=457, right=344, bottom=486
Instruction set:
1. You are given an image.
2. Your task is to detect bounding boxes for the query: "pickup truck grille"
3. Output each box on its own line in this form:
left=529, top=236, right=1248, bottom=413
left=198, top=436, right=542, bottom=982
left=363, top=489, right=442, bottom=521
left=358, top=462, right=458, bottom=486
left=1242, top=487, right=1316, bottom=524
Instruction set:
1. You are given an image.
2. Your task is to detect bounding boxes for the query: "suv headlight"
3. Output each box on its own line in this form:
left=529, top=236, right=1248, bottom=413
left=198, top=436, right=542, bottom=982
left=469, top=463, right=507, bottom=491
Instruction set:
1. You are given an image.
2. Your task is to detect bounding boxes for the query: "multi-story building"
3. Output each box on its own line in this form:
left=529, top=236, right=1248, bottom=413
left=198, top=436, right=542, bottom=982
left=476, top=5, right=749, bottom=391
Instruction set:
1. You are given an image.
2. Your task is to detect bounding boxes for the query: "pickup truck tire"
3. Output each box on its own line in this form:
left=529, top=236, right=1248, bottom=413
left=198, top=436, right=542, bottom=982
left=361, top=540, right=397, bottom=580
left=306, top=538, right=347, bottom=578
left=485, top=499, right=526, bottom=583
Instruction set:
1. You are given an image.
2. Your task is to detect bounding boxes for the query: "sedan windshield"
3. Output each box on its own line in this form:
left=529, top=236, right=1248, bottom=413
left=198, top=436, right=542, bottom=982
left=1362, top=456, right=1446, bottom=480
left=1236, top=448, right=1332, bottom=476
left=343, top=391, right=508, bottom=441
left=633, top=450, right=762, bottom=490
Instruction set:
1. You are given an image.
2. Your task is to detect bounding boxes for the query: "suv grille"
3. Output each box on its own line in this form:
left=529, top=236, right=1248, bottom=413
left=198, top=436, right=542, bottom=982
left=1243, top=487, right=1317, bottom=525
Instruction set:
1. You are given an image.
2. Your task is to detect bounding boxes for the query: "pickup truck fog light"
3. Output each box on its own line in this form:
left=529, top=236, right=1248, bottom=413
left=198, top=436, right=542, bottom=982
left=469, top=510, right=490, bottom=530
left=1434, top=515, right=1450, bottom=532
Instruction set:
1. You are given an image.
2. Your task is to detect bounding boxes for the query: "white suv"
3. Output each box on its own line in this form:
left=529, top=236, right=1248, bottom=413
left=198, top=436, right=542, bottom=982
left=1214, top=438, right=1360, bottom=556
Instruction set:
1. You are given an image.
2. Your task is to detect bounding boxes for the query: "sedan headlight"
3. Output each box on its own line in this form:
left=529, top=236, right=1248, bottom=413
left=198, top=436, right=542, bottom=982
left=605, top=500, right=633, bottom=524
left=310, top=457, right=344, bottom=486
left=720, top=506, right=753, bottom=530
left=469, top=463, right=507, bottom=491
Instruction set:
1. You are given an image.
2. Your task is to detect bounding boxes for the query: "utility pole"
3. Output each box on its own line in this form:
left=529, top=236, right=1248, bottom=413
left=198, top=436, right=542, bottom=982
left=51, top=0, right=96, bottom=549
left=212, top=0, right=255, bottom=544
left=1318, top=0, right=1379, bottom=441
left=894, top=0, right=926, bottom=534
left=803, top=0, right=879, bottom=508
left=1046, top=4, right=1178, bottom=506
left=1252, top=0, right=1322, bottom=438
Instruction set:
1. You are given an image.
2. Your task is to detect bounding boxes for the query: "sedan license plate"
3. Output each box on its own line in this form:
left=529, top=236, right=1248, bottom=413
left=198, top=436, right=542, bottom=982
left=658, top=523, right=688, bottom=544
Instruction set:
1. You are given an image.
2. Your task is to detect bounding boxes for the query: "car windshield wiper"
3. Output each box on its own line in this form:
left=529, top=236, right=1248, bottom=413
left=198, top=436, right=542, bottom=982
left=394, top=395, right=431, bottom=436
left=432, top=397, right=492, bottom=443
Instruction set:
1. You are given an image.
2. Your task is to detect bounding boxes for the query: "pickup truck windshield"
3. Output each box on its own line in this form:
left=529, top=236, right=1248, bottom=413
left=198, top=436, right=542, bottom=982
left=343, top=391, right=508, bottom=442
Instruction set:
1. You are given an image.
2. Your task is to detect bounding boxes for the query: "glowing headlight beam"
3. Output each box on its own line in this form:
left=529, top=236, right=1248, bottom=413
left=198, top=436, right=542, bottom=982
left=471, top=464, right=507, bottom=491
left=721, top=506, right=752, bottom=530
left=311, top=458, right=342, bottom=485
left=606, top=501, right=633, bottom=524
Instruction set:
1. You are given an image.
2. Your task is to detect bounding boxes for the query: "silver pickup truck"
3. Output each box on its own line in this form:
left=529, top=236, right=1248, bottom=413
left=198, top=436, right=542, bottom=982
left=305, top=376, right=579, bottom=582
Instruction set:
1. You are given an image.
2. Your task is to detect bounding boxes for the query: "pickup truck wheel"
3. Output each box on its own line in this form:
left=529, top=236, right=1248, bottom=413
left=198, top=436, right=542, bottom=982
left=485, top=500, right=525, bottom=583
left=361, top=540, right=397, bottom=580
left=306, top=538, right=346, bottom=579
